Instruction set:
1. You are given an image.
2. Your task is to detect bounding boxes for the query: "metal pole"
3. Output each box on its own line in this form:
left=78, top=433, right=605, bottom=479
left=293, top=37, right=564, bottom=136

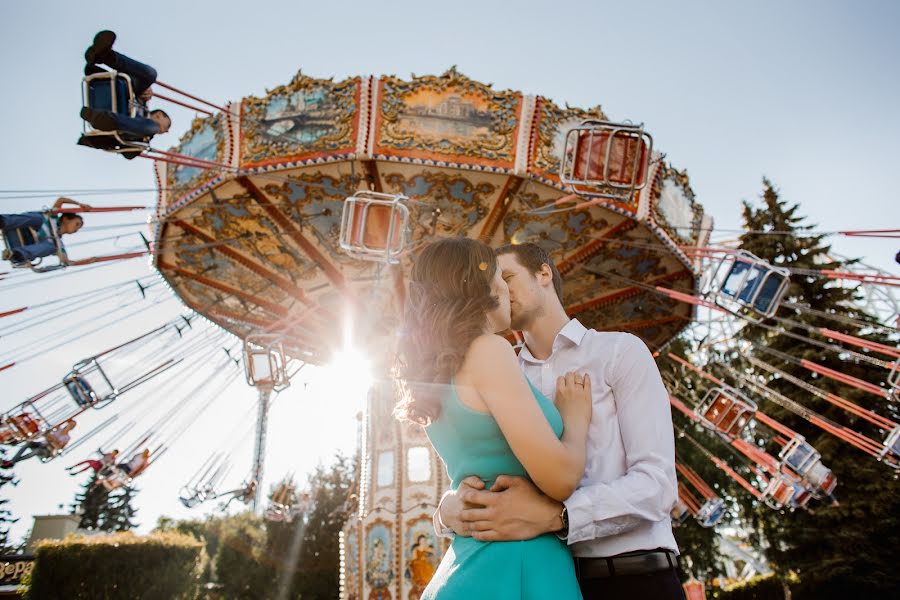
left=252, top=386, right=272, bottom=512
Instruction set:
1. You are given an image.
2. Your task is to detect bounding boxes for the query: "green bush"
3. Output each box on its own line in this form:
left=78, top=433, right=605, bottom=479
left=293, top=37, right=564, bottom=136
left=715, top=574, right=789, bottom=600
left=24, top=531, right=206, bottom=600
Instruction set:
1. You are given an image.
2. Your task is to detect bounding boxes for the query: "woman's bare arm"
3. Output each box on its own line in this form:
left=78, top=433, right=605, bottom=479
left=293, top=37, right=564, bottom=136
left=464, top=334, right=590, bottom=501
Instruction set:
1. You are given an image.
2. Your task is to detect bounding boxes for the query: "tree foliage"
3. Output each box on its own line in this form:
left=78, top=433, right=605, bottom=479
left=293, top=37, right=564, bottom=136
left=730, top=179, right=900, bottom=598
left=72, top=471, right=139, bottom=532
left=155, top=452, right=355, bottom=599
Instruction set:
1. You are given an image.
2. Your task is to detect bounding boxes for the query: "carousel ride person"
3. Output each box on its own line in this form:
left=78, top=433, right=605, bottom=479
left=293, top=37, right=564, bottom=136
left=80, top=30, right=171, bottom=156
left=1, top=198, right=90, bottom=265
left=66, top=448, right=119, bottom=476
left=1, top=419, right=77, bottom=467
left=218, top=479, right=257, bottom=510
left=118, top=448, right=151, bottom=478
left=96, top=448, right=152, bottom=491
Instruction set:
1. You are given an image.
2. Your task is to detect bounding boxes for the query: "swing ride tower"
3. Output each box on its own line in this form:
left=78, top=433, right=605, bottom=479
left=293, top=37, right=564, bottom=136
left=150, top=67, right=710, bottom=600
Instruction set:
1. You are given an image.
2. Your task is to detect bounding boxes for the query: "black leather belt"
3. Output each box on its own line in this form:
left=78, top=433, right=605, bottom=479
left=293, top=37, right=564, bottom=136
left=575, top=549, right=677, bottom=580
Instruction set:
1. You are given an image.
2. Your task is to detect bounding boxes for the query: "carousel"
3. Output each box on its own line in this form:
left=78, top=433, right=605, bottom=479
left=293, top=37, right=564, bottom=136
left=151, top=67, right=709, bottom=600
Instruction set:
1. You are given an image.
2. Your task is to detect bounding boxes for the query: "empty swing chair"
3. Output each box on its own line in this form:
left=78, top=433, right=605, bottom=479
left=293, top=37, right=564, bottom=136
left=696, top=386, right=757, bottom=438
left=243, top=334, right=290, bottom=391
left=888, top=357, right=900, bottom=401
left=558, top=119, right=653, bottom=202
left=778, top=435, right=837, bottom=497
left=339, top=191, right=411, bottom=264
left=670, top=498, right=691, bottom=526
left=0, top=410, right=44, bottom=446
left=696, top=497, right=726, bottom=528
left=762, top=472, right=802, bottom=510
left=881, top=425, right=900, bottom=468
left=707, top=251, right=790, bottom=319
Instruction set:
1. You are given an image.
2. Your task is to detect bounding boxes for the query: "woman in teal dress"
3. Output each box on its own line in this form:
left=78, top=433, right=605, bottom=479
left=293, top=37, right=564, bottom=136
left=395, top=237, right=592, bottom=600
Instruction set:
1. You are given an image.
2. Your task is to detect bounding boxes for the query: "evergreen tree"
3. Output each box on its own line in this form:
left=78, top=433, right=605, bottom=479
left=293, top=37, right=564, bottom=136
left=659, top=340, right=726, bottom=581
left=73, top=471, right=139, bottom=532
left=0, top=448, right=20, bottom=555
left=269, top=453, right=356, bottom=599
left=729, top=179, right=900, bottom=599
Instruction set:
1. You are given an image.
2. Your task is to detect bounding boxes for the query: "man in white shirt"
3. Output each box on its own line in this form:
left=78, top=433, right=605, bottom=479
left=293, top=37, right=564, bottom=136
left=436, top=242, right=684, bottom=599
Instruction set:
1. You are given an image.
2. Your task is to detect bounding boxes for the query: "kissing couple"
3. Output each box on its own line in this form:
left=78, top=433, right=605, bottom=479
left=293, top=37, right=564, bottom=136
left=396, top=238, right=685, bottom=600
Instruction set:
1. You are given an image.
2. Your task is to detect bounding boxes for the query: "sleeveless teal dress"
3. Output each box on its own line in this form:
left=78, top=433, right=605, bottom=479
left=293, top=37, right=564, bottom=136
left=423, top=379, right=582, bottom=599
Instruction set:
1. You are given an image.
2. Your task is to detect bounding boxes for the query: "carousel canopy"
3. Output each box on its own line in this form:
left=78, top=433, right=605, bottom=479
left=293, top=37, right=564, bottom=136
left=152, top=67, right=710, bottom=364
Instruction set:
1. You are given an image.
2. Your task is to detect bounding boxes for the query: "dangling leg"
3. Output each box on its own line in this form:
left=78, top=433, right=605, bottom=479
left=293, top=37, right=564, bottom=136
left=3, top=441, right=45, bottom=467
left=107, top=51, right=158, bottom=97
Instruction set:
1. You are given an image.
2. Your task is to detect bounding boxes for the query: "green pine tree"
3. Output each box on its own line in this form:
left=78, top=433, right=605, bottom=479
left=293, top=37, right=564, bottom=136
left=72, top=471, right=139, bottom=532
left=727, top=179, right=900, bottom=599
left=268, top=453, right=355, bottom=599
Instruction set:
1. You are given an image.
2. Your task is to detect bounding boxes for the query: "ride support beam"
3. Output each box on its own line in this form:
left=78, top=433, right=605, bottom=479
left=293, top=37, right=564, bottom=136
left=172, top=219, right=334, bottom=324
left=159, top=261, right=289, bottom=319
left=252, top=386, right=272, bottom=512
left=237, top=176, right=355, bottom=304
left=567, top=270, right=692, bottom=316
left=557, top=219, right=637, bottom=276
left=478, top=176, right=524, bottom=243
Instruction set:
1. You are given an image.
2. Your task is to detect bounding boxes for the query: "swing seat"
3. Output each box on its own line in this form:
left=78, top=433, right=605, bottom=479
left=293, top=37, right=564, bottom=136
left=64, top=375, right=98, bottom=408
left=79, top=71, right=149, bottom=158
left=806, top=461, right=837, bottom=496
left=1, top=219, right=68, bottom=273
left=84, top=71, right=136, bottom=118
left=763, top=474, right=797, bottom=509
left=670, top=500, right=690, bottom=525
left=6, top=413, right=41, bottom=441
left=243, top=334, right=290, bottom=390
left=559, top=120, right=652, bottom=201
left=697, top=386, right=757, bottom=438
left=711, top=251, right=790, bottom=318
left=779, top=436, right=820, bottom=475
left=882, top=426, right=900, bottom=462
left=99, top=468, right=132, bottom=491
left=888, top=357, right=899, bottom=400
left=339, top=191, right=410, bottom=264
left=65, top=358, right=118, bottom=408
left=696, top=498, right=725, bottom=528
left=789, top=483, right=813, bottom=509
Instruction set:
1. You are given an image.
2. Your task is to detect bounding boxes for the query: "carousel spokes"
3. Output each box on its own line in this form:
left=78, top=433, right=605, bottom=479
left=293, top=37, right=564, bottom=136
left=339, top=191, right=410, bottom=264
left=559, top=119, right=653, bottom=201
left=707, top=251, right=790, bottom=319
left=696, top=386, right=757, bottom=438
left=243, top=334, right=290, bottom=391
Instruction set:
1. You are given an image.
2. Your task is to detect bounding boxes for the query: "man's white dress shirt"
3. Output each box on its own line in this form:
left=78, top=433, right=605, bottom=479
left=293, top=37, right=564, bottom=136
left=518, top=319, right=678, bottom=558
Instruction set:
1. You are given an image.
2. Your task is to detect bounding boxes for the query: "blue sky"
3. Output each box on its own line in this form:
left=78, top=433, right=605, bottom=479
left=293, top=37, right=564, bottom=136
left=1, top=1, right=898, bottom=542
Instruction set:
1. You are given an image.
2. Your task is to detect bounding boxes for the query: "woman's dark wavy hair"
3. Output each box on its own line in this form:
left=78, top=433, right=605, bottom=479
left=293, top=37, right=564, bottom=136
left=394, top=237, right=499, bottom=426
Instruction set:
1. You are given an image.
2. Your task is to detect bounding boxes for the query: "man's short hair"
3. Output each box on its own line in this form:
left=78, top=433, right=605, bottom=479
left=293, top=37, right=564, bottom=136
left=150, top=109, right=171, bottom=122
left=58, top=213, right=83, bottom=225
left=496, top=242, right=564, bottom=303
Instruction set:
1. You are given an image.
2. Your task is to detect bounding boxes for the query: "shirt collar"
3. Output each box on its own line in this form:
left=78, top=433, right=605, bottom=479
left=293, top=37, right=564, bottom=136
left=518, top=318, right=588, bottom=363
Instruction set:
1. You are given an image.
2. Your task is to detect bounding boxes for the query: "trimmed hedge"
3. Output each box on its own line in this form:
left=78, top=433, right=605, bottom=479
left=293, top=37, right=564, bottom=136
left=715, top=574, right=789, bottom=600
left=24, top=531, right=206, bottom=600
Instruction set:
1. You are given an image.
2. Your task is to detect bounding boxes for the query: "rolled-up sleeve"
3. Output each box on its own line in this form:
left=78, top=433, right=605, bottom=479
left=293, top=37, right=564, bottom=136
left=564, top=334, right=677, bottom=544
